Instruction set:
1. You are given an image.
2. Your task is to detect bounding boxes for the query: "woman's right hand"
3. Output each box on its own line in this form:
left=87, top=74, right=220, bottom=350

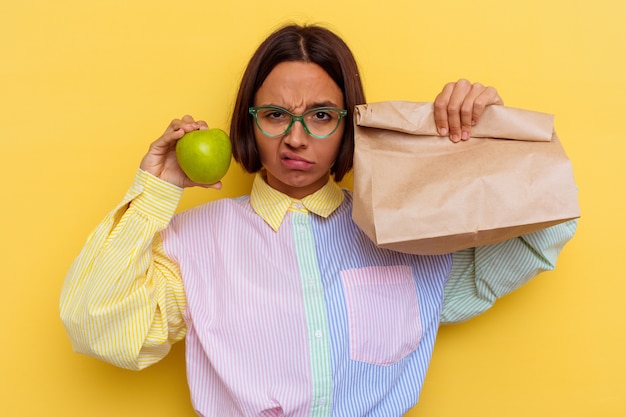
left=139, top=115, right=222, bottom=189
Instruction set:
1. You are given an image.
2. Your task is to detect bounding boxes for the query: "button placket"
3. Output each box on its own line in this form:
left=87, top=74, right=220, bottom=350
left=291, top=212, right=332, bottom=416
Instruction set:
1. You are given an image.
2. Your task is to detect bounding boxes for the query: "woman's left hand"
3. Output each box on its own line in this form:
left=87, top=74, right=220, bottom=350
left=433, top=79, right=503, bottom=142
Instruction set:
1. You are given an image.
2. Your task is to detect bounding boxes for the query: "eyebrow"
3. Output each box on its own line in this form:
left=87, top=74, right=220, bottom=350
left=258, top=101, right=343, bottom=111
left=310, top=101, right=341, bottom=109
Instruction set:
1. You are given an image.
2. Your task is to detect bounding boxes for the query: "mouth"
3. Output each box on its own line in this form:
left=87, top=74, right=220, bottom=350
left=280, top=151, right=314, bottom=170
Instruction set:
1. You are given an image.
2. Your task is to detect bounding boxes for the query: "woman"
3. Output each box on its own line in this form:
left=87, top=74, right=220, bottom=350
left=60, top=24, right=576, bottom=416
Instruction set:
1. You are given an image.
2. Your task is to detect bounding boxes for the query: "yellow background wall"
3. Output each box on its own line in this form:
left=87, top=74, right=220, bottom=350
left=1, top=0, right=624, bottom=415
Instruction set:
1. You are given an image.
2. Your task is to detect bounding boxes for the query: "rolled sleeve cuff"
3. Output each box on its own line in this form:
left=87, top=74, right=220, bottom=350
left=129, top=169, right=183, bottom=225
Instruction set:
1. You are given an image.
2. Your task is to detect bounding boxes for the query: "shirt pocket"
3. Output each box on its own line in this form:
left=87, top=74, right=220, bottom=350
left=341, top=265, right=422, bottom=366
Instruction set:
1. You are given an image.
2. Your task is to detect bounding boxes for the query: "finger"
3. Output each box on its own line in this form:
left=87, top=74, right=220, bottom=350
left=190, top=118, right=209, bottom=130
left=433, top=82, right=455, bottom=137
left=147, top=128, right=185, bottom=158
left=469, top=86, right=503, bottom=126
left=197, top=120, right=209, bottom=130
left=179, top=114, right=203, bottom=133
left=181, top=114, right=196, bottom=124
left=156, top=118, right=187, bottom=144
left=458, top=82, right=485, bottom=140
left=446, top=79, right=472, bottom=142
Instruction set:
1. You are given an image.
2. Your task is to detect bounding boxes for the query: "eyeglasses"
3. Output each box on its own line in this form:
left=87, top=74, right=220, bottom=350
left=249, top=105, right=347, bottom=139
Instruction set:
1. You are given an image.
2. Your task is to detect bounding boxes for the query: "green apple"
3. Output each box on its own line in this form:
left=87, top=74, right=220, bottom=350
left=175, top=128, right=232, bottom=184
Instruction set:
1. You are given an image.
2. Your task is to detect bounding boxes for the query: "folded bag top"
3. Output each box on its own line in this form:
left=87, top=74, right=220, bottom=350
left=352, top=101, right=580, bottom=255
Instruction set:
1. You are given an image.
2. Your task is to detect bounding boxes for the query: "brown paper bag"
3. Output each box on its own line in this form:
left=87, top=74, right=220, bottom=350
left=352, top=101, right=580, bottom=255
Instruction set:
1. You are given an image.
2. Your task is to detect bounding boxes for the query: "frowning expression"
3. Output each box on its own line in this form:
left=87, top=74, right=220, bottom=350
left=253, top=61, right=345, bottom=199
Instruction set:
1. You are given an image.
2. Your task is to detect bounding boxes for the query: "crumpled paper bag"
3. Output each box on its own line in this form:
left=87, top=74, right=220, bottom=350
left=352, top=101, right=580, bottom=255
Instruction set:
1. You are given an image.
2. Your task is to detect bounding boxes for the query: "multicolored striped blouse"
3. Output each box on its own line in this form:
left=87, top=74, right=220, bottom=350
left=60, top=169, right=577, bottom=416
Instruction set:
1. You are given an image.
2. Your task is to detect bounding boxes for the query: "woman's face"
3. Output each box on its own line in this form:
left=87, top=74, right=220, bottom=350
left=253, top=61, right=345, bottom=199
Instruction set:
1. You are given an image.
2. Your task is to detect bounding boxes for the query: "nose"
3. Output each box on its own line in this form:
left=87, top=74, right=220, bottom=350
left=283, top=120, right=309, bottom=148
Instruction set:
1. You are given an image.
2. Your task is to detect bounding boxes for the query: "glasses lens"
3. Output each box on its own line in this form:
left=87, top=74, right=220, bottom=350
left=254, top=107, right=292, bottom=136
left=302, top=108, right=343, bottom=138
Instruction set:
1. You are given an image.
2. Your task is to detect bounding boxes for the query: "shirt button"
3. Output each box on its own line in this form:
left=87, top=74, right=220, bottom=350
left=315, top=330, right=323, bottom=339
left=295, top=202, right=303, bottom=210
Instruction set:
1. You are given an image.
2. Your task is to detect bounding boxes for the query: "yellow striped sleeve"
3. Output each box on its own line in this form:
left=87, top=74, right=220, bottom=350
left=59, top=169, right=187, bottom=370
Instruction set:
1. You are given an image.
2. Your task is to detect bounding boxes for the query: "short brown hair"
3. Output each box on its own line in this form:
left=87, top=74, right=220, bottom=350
left=230, top=24, right=366, bottom=182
